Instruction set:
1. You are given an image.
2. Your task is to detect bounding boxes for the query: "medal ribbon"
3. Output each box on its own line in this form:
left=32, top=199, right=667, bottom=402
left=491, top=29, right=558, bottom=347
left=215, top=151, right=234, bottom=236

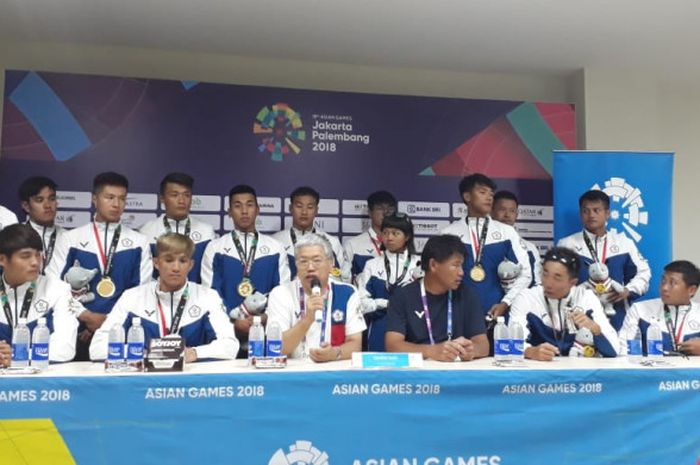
left=26, top=221, right=57, bottom=273
left=0, top=279, right=36, bottom=337
left=466, top=217, right=490, bottom=265
left=383, top=250, right=411, bottom=293
left=297, top=283, right=331, bottom=344
left=368, top=231, right=383, bottom=256
left=92, top=223, right=122, bottom=277
left=231, top=231, right=258, bottom=277
left=163, top=216, right=191, bottom=236
left=156, top=285, right=190, bottom=336
left=583, top=231, right=607, bottom=263
left=420, top=279, right=453, bottom=345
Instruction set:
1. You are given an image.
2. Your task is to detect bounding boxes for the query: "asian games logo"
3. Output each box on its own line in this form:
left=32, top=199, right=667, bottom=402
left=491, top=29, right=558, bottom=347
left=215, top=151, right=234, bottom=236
left=268, top=440, right=329, bottom=465
left=253, top=103, right=307, bottom=161
left=591, top=177, right=648, bottom=243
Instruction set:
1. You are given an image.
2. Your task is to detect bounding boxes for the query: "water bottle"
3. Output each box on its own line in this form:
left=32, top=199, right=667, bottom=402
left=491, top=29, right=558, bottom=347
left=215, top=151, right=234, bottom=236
left=626, top=325, right=643, bottom=362
left=31, top=317, right=50, bottom=370
left=493, top=316, right=510, bottom=362
left=126, top=317, right=145, bottom=371
left=11, top=318, right=31, bottom=368
left=646, top=323, right=664, bottom=358
left=509, top=320, right=525, bottom=362
left=265, top=321, right=282, bottom=357
left=106, top=324, right=126, bottom=372
left=248, top=316, right=265, bottom=360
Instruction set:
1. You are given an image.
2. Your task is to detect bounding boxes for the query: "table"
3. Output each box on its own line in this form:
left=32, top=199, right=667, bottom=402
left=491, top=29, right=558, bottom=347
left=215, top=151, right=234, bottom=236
left=1, top=357, right=700, bottom=465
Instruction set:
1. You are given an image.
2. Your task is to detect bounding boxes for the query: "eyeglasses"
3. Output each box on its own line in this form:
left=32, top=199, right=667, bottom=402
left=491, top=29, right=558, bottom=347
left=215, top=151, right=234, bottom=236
left=545, top=253, right=574, bottom=265
left=296, top=258, right=327, bottom=269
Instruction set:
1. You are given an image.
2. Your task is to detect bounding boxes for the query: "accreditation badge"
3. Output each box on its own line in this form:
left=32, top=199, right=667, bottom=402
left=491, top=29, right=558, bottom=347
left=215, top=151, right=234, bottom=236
left=96, top=277, right=116, bottom=298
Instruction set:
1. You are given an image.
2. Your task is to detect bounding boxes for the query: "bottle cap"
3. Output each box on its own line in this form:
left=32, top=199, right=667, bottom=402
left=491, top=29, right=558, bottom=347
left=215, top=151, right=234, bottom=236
left=496, top=316, right=505, bottom=323
left=132, top=316, right=141, bottom=326
left=18, top=317, right=27, bottom=325
left=253, top=315, right=262, bottom=325
left=38, top=317, right=46, bottom=326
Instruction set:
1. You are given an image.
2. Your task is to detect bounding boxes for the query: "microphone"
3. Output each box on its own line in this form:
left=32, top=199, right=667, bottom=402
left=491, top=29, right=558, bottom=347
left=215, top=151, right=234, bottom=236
left=311, top=277, right=321, bottom=296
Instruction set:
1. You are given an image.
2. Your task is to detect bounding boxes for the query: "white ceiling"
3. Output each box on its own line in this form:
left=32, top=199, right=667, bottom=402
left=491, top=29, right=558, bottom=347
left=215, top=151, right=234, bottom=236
left=0, top=0, right=698, bottom=78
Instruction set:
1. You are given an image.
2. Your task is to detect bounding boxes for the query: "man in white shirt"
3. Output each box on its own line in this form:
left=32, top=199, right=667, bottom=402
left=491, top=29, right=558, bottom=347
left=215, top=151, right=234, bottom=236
left=266, top=233, right=365, bottom=362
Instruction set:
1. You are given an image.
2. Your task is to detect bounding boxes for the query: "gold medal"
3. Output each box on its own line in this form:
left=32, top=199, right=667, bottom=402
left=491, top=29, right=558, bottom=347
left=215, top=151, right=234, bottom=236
left=582, top=345, right=596, bottom=358
left=469, top=264, right=486, bottom=282
left=96, top=277, right=116, bottom=298
left=594, top=283, right=607, bottom=295
left=330, top=267, right=341, bottom=278
left=237, top=279, right=254, bottom=297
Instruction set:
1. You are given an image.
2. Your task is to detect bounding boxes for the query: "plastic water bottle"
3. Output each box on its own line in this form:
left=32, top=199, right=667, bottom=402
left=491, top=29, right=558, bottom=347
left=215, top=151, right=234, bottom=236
left=493, top=316, right=510, bottom=362
left=31, top=317, right=50, bottom=370
left=265, top=321, right=282, bottom=357
left=626, top=325, right=643, bottom=362
left=126, top=317, right=145, bottom=371
left=646, top=323, right=664, bottom=358
left=509, top=320, right=525, bottom=362
left=248, top=316, right=265, bottom=360
left=11, top=318, right=31, bottom=368
left=106, top=324, right=125, bottom=372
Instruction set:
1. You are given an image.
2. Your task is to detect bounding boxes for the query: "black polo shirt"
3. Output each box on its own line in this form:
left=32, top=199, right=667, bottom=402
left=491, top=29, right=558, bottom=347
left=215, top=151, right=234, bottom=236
left=386, top=280, right=484, bottom=344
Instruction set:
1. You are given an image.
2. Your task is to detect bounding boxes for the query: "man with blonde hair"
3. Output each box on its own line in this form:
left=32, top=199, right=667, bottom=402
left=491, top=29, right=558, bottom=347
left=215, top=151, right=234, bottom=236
left=90, top=233, right=238, bottom=362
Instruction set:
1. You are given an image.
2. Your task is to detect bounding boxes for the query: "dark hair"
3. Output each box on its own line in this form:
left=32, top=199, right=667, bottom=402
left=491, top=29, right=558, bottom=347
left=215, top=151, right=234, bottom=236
left=160, top=172, right=194, bottom=195
left=458, top=173, right=496, bottom=196
left=664, top=260, right=700, bottom=288
left=421, top=234, right=466, bottom=271
left=367, top=191, right=397, bottom=211
left=18, top=176, right=58, bottom=202
left=290, top=186, right=320, bottom=204
left=0, top=224, right=43, bottom=257
left=578, top=190, right=610, bottom=209
left=93, top=172, right=129, bottom=194
left=228, top=185, right=257, bottom=203
left=381, top=213, right=416, bottom=255
left=543, top=247, right=580, bottom=279
left=494, top=190, right=518, bottom=206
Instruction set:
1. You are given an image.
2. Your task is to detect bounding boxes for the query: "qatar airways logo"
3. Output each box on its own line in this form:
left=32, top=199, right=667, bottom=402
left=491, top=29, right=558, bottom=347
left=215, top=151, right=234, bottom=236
left=591, top=177, right=648, bottom=243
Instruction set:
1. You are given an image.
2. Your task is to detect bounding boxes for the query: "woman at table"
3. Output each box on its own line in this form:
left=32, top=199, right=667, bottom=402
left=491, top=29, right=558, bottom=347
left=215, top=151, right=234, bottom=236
left=90, top=233, right=238, bottom=362
left=356, top=213, right=421, bottom=351
left=509, top=247, right=619, bottom=360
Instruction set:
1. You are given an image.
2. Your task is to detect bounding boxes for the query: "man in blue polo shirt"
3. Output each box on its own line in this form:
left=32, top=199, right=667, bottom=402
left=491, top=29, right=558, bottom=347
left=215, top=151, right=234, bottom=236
left=385, top=235, right=488, bottom=362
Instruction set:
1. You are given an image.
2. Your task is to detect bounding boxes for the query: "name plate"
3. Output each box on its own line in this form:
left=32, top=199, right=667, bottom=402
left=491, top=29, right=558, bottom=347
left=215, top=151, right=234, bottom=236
left=145, top=336, right=185, bottom=372
left=351, top=352, right=424, bottom=369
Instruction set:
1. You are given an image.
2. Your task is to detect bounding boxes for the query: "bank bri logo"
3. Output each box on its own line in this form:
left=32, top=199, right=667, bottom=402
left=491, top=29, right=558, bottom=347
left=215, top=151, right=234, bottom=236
left=253, top=103, right=307, bottom=161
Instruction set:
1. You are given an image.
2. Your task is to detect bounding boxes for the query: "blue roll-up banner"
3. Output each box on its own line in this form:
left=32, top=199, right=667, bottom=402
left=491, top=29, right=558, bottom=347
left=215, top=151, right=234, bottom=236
left=1, top=368, right=700, bottom=465
left=553, top=151, right=674, bottom=299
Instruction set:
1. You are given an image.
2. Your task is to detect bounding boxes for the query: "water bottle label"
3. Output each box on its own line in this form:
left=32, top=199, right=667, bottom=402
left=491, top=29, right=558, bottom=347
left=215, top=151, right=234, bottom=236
left=510, top=340, right=524, bottom=356
left=108, top=342, right=125, bottom=360
left=494, top=339, right=510, bottom=356
left=647, top=340, right=664, bottom=356
left=127, top=342, right=144, bottom=360
left=627, top=339, right=642, bottom=355
left=248, top=340, right=265, bottom=358
left=12, top=344, right=30, bottom=361
left=266, top=340, right=282, bottom=357
left=32, top=343, right=49, bottom=361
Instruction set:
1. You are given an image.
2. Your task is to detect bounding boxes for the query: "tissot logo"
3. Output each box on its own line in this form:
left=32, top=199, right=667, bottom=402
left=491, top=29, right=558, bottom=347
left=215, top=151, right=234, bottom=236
left=268, top=440, right=329, bottom=465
